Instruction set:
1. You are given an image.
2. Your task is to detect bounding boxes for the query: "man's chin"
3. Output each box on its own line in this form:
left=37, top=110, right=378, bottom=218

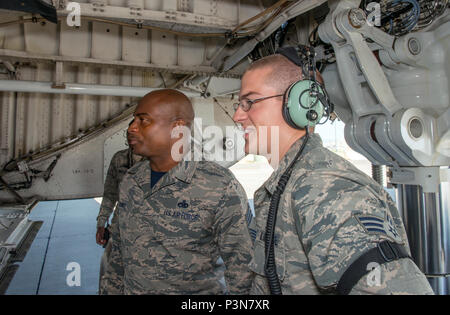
left=130, top=143, right=142, bottom=155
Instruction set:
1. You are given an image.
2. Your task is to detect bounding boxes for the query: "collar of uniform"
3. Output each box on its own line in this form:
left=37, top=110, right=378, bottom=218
left=128, top=157, right=198, bottom=197
left=263, top=133, right=322, bottom=195
left=128, top=160, right=151, bottom=195
left=150, top=159, right=197, bottom=194
left=131, top=153, right=144, bottom=164
left=169, top=158, right=198, bottom=184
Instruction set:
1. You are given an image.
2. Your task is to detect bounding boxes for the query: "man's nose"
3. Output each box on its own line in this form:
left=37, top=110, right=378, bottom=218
left=232, top=107, right=246, bottom=124
left=128, top=119, right=138, bottom=133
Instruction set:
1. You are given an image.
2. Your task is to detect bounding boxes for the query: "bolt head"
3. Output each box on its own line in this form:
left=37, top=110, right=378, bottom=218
left=408, top=38, right=421, bottom=55
left=348, top=9, right=366, bottom=28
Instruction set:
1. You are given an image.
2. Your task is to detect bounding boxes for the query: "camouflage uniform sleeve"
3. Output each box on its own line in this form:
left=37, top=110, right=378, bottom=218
left=291, top=171, right=434, bottom=295
left=350, top=259, right=434, bottom=294
left=99, top=204, right=124, bottom=295
left=97, top=155, right=120, bottom=228
left=349, top=194, right=434, bottom=295
left=214, top=177, right=254, bottom=295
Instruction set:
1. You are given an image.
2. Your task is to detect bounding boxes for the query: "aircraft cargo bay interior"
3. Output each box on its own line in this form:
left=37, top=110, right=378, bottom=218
left=0, top=0, right=448, bottom=296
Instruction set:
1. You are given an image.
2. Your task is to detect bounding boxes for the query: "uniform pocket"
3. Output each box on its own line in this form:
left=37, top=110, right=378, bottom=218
left=249, top=232, right=286, bottom=281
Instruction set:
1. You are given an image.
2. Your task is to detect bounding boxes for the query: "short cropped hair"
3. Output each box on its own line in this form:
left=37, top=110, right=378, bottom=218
left=245, top=54, right=324, bottom=94
left=245, top=54, right=303, bottom=94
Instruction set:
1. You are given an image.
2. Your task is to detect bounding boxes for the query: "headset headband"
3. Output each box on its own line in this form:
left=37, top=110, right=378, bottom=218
left=276, top=46, right=304, bottom=67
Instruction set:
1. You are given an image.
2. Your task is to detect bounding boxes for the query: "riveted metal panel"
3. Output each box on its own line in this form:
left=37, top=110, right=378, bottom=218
left=60, top=22, right=91, bottom=58
left=150, top=30, right=177, bottom=65
left=91, top=22, right=121, bottom=60
left=122, top=27, right=150, bottom=62
left=24, top=21, right=59, bottom=55
left=178, top=37, right=204, bottom=66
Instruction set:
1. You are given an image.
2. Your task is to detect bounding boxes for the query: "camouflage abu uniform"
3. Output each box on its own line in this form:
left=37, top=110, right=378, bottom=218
left=100, top=159, right=253, bottom=295
left=96, top=148, right=142, bottom=229
left=248, top=133, right=434, bottom=295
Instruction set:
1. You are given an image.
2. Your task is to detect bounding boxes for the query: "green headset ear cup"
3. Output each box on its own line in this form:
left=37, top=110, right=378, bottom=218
left=282, top=84, right=301, bottom=129
left=284, top=80, right=325, bottom=128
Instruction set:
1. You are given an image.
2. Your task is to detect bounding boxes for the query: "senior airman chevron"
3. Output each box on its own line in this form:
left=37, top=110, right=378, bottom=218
left=354, top=213, right=403, bottom=243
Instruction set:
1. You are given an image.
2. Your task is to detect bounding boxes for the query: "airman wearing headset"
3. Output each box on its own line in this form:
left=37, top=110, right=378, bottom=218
left=232, top=46, right=434, bottom=295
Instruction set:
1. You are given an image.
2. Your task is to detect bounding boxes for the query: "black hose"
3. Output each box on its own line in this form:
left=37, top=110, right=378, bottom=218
left=264, top=130, right=310, bottom=294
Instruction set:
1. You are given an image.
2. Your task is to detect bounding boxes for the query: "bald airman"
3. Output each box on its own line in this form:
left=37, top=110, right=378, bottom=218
left=100, top=89, right=253, bottom=295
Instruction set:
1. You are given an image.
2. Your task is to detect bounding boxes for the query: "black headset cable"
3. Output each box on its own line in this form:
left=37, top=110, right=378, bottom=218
left=264, top=128, right=310, bottom=295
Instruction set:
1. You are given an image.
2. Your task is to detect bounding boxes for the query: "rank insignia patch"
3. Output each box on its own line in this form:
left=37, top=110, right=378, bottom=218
left=355, top=213, right=403, bottom=243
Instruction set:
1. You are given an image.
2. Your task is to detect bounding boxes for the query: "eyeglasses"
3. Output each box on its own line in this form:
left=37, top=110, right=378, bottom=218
left=233, top=94, right=284, bottom=112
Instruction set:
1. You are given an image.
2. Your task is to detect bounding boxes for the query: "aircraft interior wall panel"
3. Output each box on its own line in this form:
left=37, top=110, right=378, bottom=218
left=130, top=69, right=144, bottom=87
left=28, top=93, right=47, bottom=155
left=59, top=22, right=91, bottom=58
left=238, top=0, right=264, bottom=24
left=217, top=0, right=239, bottom=23
left=128, top=0, right=145, bottom=9
left=14, top=93, right=26, bottom=158
left=73, top=66, right=90, bottom=132
left=73, top=93, right=88, bottom=133
left=91, top=22, right=121, bottom=61
left=35, top=65, right=52, bottom=153
left=23, top=94, right=35, bottom=155
left=83, top=0, right=246, bottom=15
left=109, top=0, right=127, bottom=6
left=0, top=118, right=134, bottom=202
left=1, top=23, right=25, bottom=51
left=0, top=8, right=250, bottom=73
left=50, top=93, right=66, bottom=145
left=162, top=0, right=178, bottom=11
left=142, top=0, right=162, bottom=11
left=90, top=0, right=107, bottom=5
left=194, top=0, right=238, bottom=23
left=150, top=30, right=178, bottom=66
left=0, top=92, right=132, bottom=170
left=122, top=27, right=150, bottom=63
left=24, top=21, right=59, bottom=56
left=18, top=93, right=32, bottom=154
left=0, top=68, right=98, bottom=164
left=192, top=0, right=215, bottom=16
left=204, top=38, right=225, bottom=64
left=178, top=0, right=193, bottom=13
left=98, top=68, right=114, bottom=122
left=0, top=92, right=15, bottom=167
left=141, top=71, right=163, bottom=88
left=178, top=37, right=205, bottom=66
